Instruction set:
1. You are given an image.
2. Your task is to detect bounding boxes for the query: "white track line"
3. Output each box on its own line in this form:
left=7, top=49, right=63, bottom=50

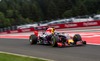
left=87, top=43, right=100, bottom=45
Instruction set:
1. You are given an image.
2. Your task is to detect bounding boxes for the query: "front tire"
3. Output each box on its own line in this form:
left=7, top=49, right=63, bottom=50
left=51, top=36, right=59, bottom=47
left=73, top=34, right=82, bottom=44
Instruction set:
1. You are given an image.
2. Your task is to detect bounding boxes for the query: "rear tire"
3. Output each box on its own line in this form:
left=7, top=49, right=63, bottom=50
left=29, top=34, right=38, bottom=45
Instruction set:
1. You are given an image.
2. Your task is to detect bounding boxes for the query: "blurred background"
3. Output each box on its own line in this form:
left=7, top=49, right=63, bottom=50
left=0, top=0, right=100, bottom=32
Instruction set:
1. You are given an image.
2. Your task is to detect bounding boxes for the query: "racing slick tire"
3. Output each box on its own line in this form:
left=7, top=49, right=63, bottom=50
left=73, top=34, right=82, bottom=44
left=29, top=34, right=38, bottom=45
left=51, top=36, right=59, bottom=47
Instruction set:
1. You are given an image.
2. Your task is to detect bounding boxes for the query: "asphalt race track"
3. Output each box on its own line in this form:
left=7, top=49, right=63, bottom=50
left=0, top=38, right=100, bottom=61
left=0, top=26, right=100, bottom=61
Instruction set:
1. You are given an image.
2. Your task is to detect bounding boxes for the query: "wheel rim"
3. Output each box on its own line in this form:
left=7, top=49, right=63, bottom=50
left=30, top=39, right=32, bottom=43
left=51, top=40, right=54, bottom=45
left=29, top=37, right=32, bottom=43
left=51, top=37, right=56, bottom=46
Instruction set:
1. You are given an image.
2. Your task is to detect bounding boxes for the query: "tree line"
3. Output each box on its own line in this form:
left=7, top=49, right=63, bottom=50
left=0, top=0, right=100, bottom=28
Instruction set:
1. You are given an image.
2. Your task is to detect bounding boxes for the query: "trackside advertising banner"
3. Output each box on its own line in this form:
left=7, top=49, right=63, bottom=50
left=37, top=20, right=100, bottom=29
left=0, top=20, right=100, bottom=34
left=5, top=27, right=35, bottom=34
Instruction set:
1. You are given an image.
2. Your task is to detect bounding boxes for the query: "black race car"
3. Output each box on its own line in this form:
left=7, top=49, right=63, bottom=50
left=29, top=32, right=86, bottom=47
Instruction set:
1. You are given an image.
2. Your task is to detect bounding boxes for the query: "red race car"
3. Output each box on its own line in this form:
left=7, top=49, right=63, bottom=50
left=29, top=32, right=86, bottom=47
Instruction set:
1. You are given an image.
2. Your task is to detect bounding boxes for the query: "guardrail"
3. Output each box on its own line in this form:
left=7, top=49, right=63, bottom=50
left=0, top=20, right=100, bottom=34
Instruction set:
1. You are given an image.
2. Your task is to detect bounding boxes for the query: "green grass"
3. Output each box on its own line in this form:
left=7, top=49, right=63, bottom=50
left=0, top=53, right=47, bottom=61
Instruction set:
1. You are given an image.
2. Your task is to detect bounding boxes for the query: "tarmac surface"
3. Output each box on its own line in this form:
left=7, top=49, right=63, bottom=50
left=0, top=26, right=100, bottom=61
left=0, top=39, right=100, bottom=61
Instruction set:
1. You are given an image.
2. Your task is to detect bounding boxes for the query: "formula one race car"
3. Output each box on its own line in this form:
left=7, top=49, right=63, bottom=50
left=29, top=32, right=86, bottom=47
